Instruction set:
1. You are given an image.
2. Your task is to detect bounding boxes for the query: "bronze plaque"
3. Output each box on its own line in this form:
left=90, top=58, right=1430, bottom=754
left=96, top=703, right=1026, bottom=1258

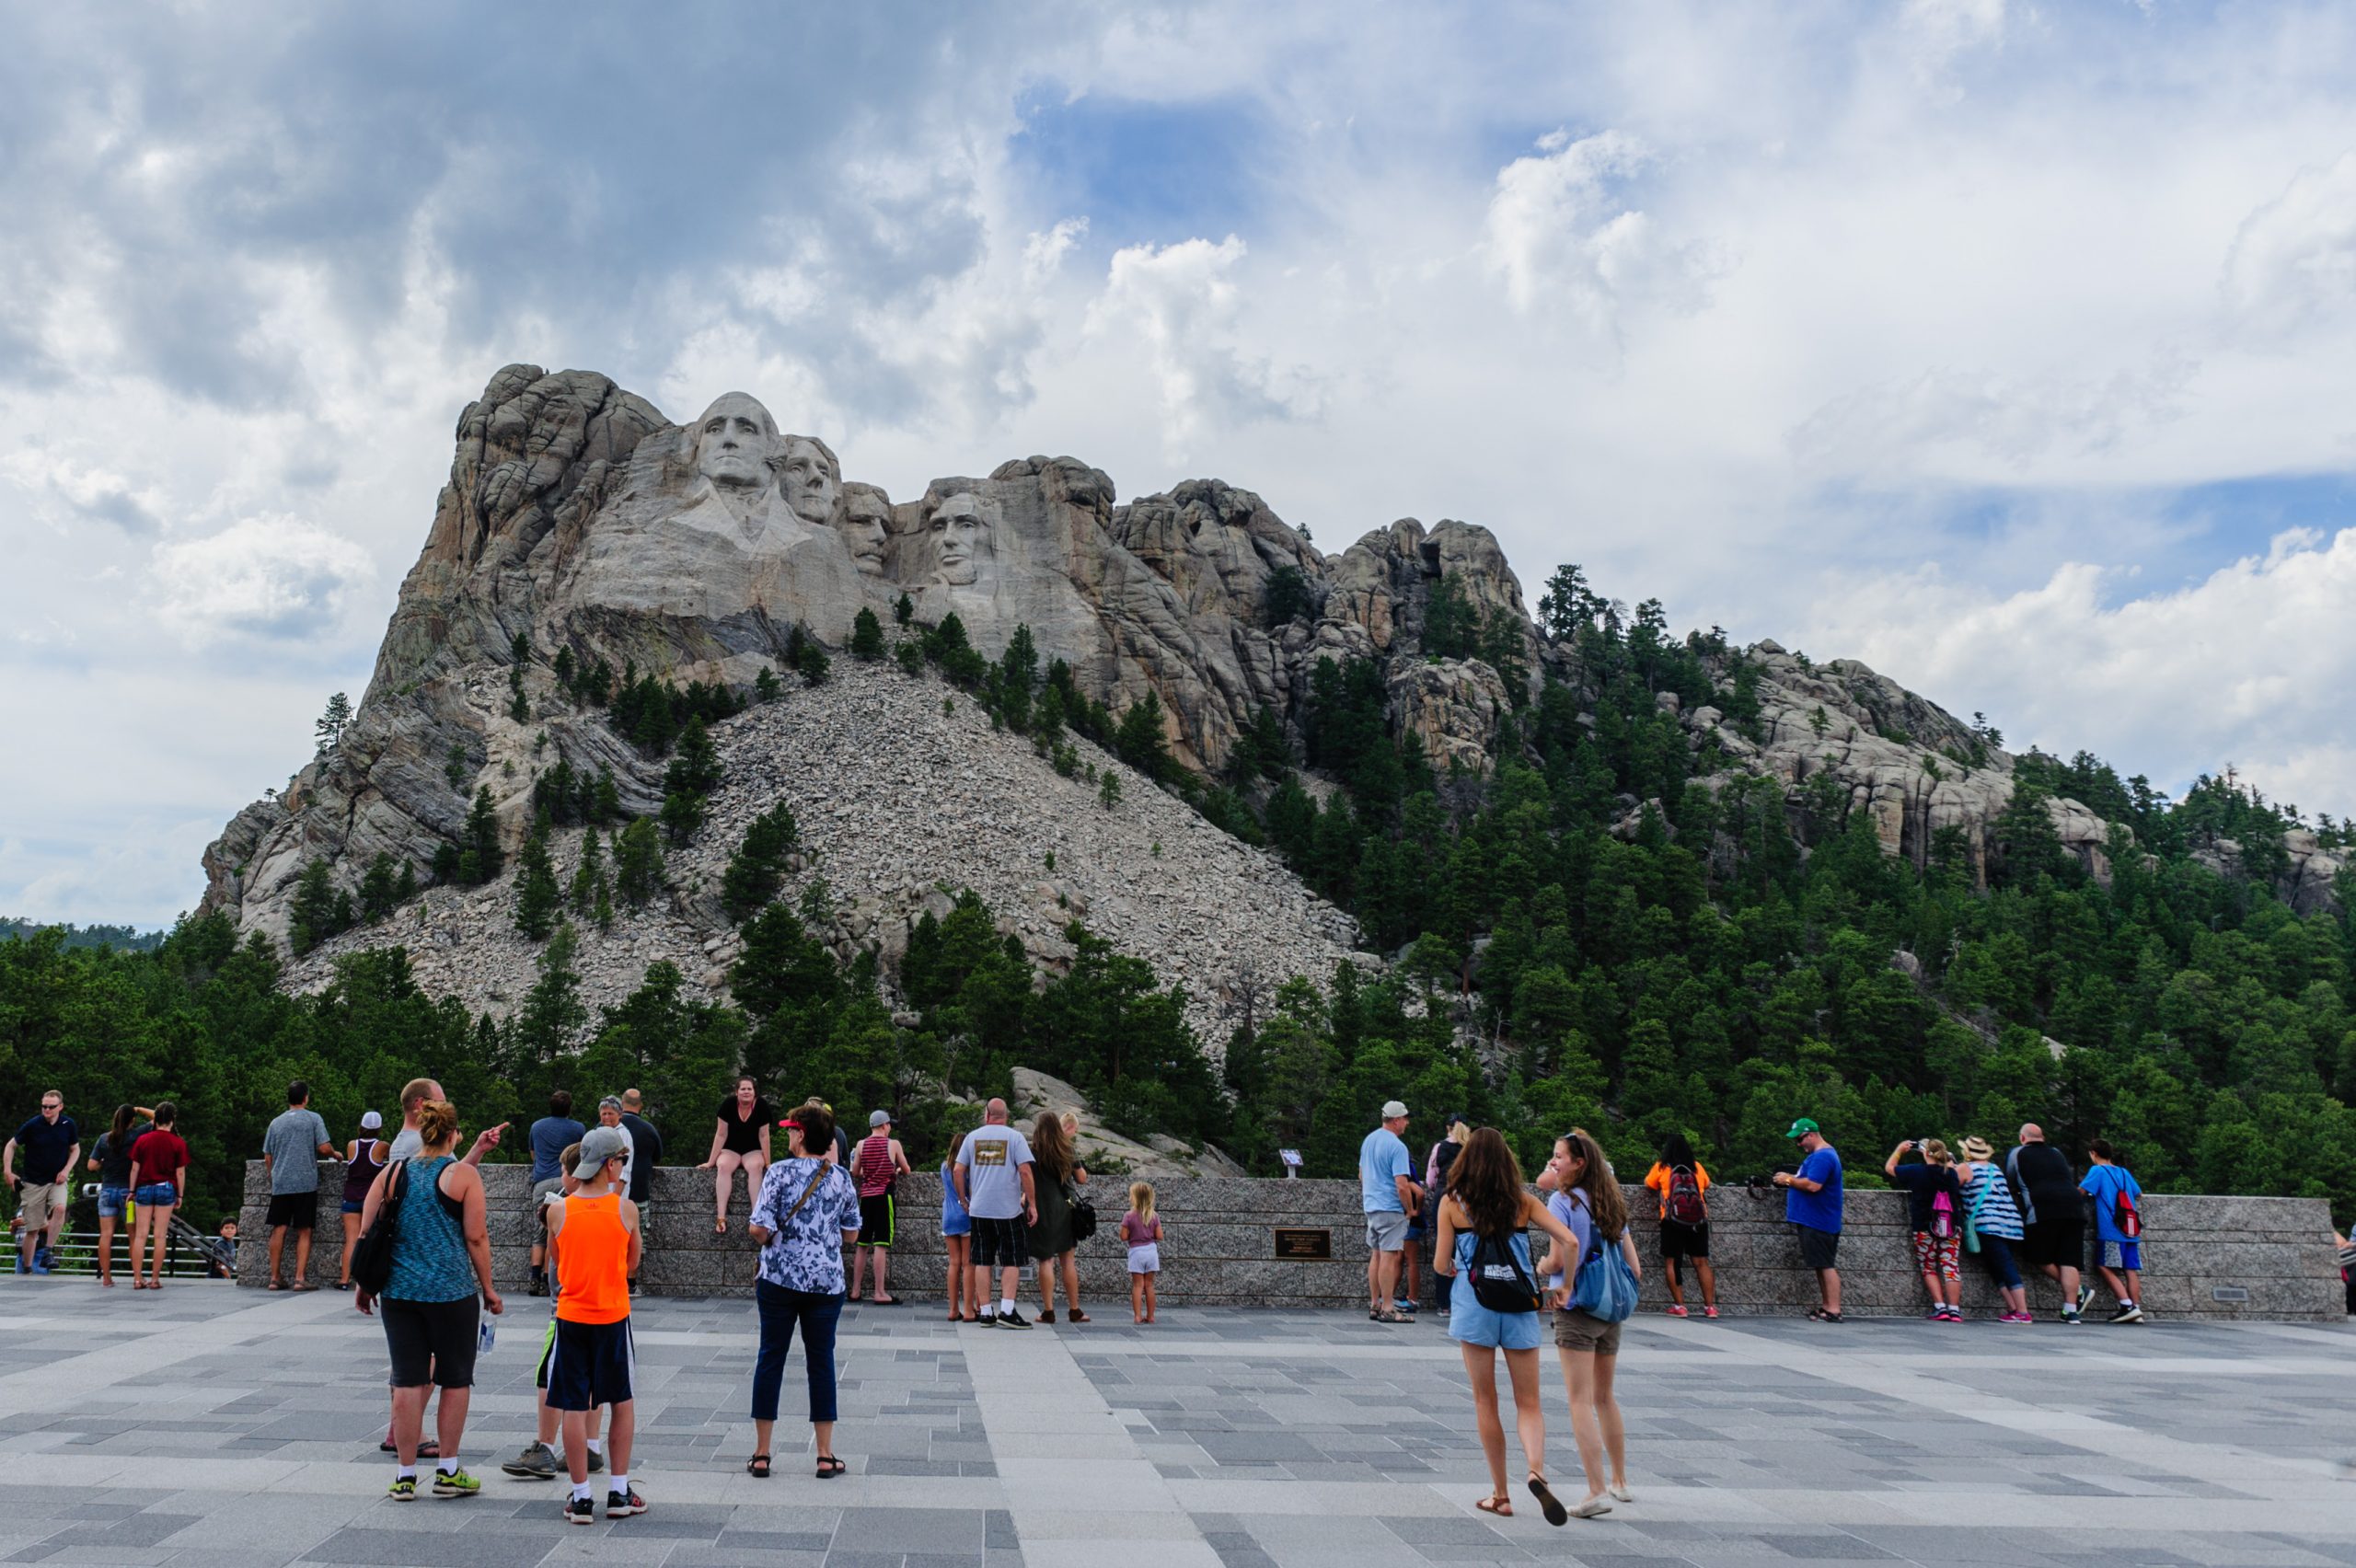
left=1273, top=1227, right=1333, bottom=1260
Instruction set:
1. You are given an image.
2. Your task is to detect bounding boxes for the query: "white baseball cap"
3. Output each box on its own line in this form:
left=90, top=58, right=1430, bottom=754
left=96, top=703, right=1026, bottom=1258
left=1380, top=1100, right=1409, bottom=1120
left=359, top=1111, right=384, bottom=1131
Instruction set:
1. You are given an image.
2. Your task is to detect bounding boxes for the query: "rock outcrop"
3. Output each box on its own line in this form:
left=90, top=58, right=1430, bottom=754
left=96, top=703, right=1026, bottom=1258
left=203, top=363, right=2340, bottom=1020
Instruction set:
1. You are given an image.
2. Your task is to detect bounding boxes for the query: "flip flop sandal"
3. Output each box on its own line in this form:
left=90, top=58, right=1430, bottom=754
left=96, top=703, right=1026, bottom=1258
left=1527, top=1473, right=1569, bottom=1527
left=292, top=1282, right=318, bottom=1292
left=815, top=1455, right=847, bottom=1479
left=1475, top=1493, right=1513, bottom=1517
left=872, top=1295, right=902, bottom=1307
left=745, top=1454, right=771, bottom=1478
left=267, top=1280, right=285, bottom=1291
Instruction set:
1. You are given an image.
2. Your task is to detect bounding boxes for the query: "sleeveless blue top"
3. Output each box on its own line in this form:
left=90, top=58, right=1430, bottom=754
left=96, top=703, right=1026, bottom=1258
left=385, top=1156, right=476, bottom=1302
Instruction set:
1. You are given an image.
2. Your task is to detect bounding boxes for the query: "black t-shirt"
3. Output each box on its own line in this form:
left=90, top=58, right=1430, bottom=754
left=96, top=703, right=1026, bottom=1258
left=2005, top=1143, right=2079, bottom=1226
left=1887, top=1159, right=1963, bottom=1232
left=95, top=1124, right=153, bottom=1188
left=620, top=1113, right=663, bottom=1202
left=716, top=1098, right=779, bottom=1157
left=13, top=1115, right=78, bottom=1184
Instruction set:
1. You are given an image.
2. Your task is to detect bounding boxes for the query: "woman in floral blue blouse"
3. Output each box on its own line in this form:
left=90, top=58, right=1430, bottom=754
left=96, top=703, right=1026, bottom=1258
left=745, top=1101, right=861, bottom=1480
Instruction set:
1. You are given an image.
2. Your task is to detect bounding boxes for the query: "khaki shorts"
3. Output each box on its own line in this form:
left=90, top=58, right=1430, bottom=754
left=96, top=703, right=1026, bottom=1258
left=17, top=1182, right=65, bottom=1235
left=1553, top=1307, right=1623, bottom=1356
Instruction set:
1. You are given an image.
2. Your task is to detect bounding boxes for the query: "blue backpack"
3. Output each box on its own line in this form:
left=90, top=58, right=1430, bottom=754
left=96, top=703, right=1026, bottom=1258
left=1565, top=1197, right=1639, bottom=1323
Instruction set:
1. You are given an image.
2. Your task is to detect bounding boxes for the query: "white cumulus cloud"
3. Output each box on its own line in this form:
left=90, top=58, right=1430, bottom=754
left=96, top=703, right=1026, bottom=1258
left=152, top=514, right=376, bottom=645
left=2222, top=149, right=2356, bottom=340
left=1481, top=131, right=1716, bottom=330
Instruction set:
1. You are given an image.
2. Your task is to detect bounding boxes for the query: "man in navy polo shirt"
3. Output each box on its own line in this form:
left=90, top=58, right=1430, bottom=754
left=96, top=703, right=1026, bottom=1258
left=6, top=1091, right=80, bottom=1275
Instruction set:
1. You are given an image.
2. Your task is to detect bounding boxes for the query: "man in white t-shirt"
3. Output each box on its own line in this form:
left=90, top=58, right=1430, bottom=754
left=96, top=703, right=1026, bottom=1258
left=953, top=1099, right=1038, bottom=1329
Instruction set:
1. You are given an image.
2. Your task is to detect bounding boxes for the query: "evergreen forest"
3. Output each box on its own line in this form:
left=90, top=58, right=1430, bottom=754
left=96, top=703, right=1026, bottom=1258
left=5, top=565, right=2353, bottom=1237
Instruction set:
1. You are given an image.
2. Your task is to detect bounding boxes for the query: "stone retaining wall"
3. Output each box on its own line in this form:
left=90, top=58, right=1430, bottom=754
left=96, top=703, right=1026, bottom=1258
left=241, top=1162, right=2345, bottom=1320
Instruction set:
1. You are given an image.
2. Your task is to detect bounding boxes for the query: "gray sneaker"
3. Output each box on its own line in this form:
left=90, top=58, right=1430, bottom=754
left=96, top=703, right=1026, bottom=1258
left=586, top=1447, right=606, bottom=1474
left=501, top=1441, right=558, bottom=1480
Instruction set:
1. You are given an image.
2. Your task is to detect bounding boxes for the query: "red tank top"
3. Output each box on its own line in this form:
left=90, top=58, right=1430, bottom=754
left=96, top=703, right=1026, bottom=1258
left=854, top=1134, right=896, bottom=1198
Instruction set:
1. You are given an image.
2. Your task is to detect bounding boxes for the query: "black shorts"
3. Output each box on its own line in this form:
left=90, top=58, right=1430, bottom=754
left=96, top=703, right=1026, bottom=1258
left=971, top=1214, right=1026, bottom=1270
left=381, top=1297, right=479, bottom=1389
left=547, top=1317, right=635, bottom=1412
left=266, top=1193, right=318, bottom=1230
left=1660, top=1218, right=1709, bottom=1261
left=859, top=1193, right=895, bottom=1248
left=1795, top=1224, right=1840, bottom=1272
left=2022, top=1215, right=2085, bottom=1270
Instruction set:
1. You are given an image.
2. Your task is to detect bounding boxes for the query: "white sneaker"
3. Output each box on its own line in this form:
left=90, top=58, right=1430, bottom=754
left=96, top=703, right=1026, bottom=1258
left=1571, top=1493, right=1613, bottom=1518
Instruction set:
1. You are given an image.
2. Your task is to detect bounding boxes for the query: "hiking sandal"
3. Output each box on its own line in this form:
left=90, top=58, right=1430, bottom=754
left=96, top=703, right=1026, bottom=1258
left=745, top=1453, right=771, bottom=1478
left=815, top=1455, right=847, bottom=1479
left=1475, top=1493, right=1513, bottom=1516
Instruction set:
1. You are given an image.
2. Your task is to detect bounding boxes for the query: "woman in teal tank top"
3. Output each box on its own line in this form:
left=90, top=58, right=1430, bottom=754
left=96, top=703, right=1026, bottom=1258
left=356, top=1100, right=502, bottom=1500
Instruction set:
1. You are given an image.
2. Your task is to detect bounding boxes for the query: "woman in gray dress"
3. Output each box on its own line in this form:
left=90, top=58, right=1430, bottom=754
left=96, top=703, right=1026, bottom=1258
left=1026, top=1113, right=1090, bottom=1323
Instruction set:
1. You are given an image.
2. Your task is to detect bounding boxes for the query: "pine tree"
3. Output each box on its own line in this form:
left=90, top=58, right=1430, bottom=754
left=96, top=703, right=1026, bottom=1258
left=571, top=827, right=606, bottom=914
left=793, top=640, right=831, bottom=686
left=721, top=803, right=800, bottom=921
left=664, top=717, right=722, bottom=798
left=315, top=692, right=352, bottom=756
left=445, top=740, right=469, bottom=790
left=395, top=859, right=418, bottom=903
left=508, top=921, right=586, bottom=1063
left=659, top=790, right=706, bottom=845
left=590, top=767, right=621, bottom=825
left=1116, top=692, right=1172, bottom=782
left=462, top=786, right=504, bottom=884
left=615, top=818, right=665, bottom=907
left=894, top=592, right=914, bottom=627
left=552, top=646, right=575, bottom=695
left=1099, top=770, right=1124, bottom=811
left=288, top=859, right=343, bottom=956
left=851, top=605, right=885, bottom=660
left=359, top=853, right=399, bottom=921
left=514, top=812, right=561, bottom=940
left=754, top=665, right=782, bottom=703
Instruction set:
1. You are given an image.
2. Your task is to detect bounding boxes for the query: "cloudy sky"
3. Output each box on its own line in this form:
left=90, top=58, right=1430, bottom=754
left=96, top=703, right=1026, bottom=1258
left=6, top=0, right=2356, bottom=927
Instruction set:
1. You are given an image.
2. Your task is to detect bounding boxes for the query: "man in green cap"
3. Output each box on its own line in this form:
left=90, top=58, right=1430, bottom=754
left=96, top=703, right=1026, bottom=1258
left=1772, top=1118, right=1843, bottom=1321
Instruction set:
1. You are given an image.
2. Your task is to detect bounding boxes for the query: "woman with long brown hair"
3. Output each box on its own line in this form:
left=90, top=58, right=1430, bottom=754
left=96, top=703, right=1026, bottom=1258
left=1539, top=1129, right=1642, bottom=1517
left=1025, top=1112, right=1090, bottom=1323
left=1434, top=1126, right=1580, bottom=1526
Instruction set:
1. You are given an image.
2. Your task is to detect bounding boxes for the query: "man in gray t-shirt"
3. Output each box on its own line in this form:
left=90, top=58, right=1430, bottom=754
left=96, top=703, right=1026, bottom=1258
left=261, top=1081, right=335, bottom=1289
left=953, top=1099, right=1038, bottom=1328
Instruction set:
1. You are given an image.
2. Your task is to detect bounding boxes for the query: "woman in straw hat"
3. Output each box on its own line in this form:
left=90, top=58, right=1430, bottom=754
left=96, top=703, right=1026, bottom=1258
left=1955, top=1136, right=2032, bottom=1323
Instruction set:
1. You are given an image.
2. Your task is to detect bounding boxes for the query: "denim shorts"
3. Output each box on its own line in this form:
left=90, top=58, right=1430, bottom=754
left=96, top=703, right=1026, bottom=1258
left=98, top=1184, right=133, bottom=1219
left=133, top=1182, right=179, bottom=1207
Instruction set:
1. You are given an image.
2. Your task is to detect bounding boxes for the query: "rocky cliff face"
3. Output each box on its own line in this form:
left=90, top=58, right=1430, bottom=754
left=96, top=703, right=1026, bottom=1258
left=203, top=363, right=2341, bottom=1001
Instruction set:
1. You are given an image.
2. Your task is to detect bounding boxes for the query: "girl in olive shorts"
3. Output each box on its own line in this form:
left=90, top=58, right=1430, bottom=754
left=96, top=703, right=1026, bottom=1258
left=1539, top=1130, right=1642, bottom=1518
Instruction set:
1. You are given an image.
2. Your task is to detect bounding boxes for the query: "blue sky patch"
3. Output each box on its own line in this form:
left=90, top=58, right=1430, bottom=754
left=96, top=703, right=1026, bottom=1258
left=1011, top=88, right=1266, bottom=248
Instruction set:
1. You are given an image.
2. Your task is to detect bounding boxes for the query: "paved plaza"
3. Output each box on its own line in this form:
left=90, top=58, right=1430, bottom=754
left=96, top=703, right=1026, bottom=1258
left=0, top=1282, right=2349, bottom=1568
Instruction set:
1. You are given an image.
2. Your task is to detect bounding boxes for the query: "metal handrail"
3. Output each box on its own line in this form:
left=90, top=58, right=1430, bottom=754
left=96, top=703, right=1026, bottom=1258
left=14, top=1183, right=226, bottom=1279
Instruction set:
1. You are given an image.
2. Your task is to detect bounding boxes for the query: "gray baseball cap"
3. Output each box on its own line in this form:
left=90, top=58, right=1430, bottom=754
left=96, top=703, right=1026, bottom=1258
left=870, top=1110, right=891, bottom=1128
left=1380, top=1100, right=1409, bottom=1120
left=577, top=1125, right=629, bottom=1171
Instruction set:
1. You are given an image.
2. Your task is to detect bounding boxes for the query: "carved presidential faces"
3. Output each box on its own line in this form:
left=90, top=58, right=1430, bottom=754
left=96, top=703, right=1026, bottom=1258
left=778, top=435, right=840, bottom=529
left=836, top=482, right=892, bottom=576
left=927, top=491, right=992, bottom=586
left=687, top=393, right=779, bottom=491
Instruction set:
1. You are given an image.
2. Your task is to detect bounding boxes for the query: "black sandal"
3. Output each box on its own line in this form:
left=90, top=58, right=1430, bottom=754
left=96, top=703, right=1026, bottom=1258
left=745, top=1454, right=771, bottom=1478
left=815, top=1455, right=847, bottom=1479
left=1527, top=1472, right=1569, bottom=1527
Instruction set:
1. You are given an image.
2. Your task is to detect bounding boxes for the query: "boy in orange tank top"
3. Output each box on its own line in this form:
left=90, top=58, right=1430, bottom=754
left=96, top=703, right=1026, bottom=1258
left=546, top=1124, right=643, bottom=1524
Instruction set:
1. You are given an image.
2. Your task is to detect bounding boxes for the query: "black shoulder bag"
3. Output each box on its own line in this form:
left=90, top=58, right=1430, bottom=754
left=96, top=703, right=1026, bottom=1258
left=1066, top=1177, right=1098, bottom=1244
left=348, top=1158, right=410, bottom=1297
